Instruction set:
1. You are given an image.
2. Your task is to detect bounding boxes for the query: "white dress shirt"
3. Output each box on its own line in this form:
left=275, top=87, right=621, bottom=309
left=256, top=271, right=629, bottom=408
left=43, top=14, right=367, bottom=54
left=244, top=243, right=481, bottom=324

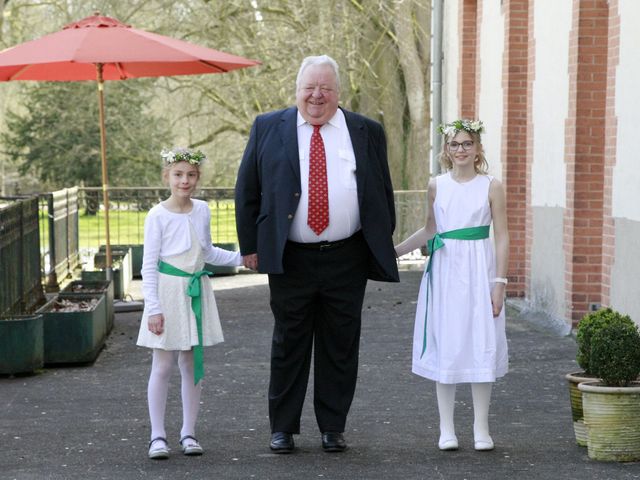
left=289, top=109, right=361, bottom=243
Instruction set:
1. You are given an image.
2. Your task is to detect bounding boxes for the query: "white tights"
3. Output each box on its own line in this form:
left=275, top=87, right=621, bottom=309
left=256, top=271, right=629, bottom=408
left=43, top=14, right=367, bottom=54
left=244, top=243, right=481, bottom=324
left=436, top=382, right=493, bottom=442
left=148, top=349, right=202, bottom=441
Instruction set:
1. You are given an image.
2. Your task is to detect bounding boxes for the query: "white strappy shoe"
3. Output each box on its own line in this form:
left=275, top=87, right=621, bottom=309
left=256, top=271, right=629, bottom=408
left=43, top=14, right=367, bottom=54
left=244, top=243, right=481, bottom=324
left=180, top=435, right=204, bottom=456
left=148, top=437, right=169, bottom=459
left=474, top=436, right=495, bottom=451
left=438, top=436, right=459, bottom=451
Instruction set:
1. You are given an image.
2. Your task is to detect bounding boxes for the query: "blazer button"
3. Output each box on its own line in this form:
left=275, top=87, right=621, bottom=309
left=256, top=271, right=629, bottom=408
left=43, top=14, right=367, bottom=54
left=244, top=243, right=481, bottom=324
left=294, top=192, right=300, bottom=197
left=287, top=214, right=293, bottom=220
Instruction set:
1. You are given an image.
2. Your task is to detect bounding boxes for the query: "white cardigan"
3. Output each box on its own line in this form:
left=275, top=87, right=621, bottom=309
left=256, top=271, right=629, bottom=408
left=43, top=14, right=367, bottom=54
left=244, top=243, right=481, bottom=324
left=141, top=199, right=242, bottom=316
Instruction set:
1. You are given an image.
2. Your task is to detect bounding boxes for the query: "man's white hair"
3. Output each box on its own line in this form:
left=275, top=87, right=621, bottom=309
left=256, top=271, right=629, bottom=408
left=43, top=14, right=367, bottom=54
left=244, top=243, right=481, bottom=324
left=295, top=55, right=340, bottom=92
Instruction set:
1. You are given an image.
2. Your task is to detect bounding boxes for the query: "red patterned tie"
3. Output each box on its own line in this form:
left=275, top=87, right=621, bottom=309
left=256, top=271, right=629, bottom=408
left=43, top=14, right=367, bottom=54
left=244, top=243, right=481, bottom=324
left=307, top=125, right=329, bottom=235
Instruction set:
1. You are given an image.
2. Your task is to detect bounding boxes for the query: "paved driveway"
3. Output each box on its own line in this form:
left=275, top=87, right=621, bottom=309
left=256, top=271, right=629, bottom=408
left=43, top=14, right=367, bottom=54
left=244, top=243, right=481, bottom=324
left=1, top=271, right=638, bottom=479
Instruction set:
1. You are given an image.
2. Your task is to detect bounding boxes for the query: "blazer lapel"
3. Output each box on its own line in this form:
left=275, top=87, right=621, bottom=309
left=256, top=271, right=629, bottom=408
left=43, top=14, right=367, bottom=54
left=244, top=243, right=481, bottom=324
left=279, top=108, right=301, bottom=186
left=343, top=108, right=367, bottom=203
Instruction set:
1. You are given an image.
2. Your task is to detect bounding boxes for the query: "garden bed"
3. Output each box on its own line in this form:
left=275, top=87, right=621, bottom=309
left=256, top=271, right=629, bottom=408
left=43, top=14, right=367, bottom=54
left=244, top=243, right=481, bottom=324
left=38, top=294, right=107, bottom=365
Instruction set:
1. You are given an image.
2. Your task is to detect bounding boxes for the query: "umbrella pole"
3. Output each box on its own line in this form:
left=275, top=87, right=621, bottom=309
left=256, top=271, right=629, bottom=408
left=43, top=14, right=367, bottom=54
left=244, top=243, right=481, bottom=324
left=96, top=63, right=112, bottom=269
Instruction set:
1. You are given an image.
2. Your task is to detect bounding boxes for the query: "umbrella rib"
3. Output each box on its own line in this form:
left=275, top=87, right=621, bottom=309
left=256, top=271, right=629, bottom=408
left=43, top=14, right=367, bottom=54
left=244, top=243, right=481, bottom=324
left=199, top=60, right=227, bottom=73
left=115, top=62, right=128, bottom=80
left=9, top=64, right=33, bottom=80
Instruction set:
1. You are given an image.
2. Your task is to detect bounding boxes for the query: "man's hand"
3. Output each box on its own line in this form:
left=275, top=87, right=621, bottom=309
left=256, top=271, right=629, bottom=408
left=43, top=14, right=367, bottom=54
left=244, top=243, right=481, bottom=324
left=243, top=253, right=259, bottom=271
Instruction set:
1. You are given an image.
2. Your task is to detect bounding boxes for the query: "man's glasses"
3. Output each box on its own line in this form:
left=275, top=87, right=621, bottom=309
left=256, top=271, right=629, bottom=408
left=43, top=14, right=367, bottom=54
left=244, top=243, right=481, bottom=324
left=447, top=141, right=474, bottom=151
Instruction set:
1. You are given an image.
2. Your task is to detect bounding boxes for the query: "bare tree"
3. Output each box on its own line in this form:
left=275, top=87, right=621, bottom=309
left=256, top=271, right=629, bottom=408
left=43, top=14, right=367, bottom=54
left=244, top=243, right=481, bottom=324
left=0, top=0, right=432, bottom=190
left=393, top=0, right=431, bottom=189
left=172, top=0, right=432, bottom=188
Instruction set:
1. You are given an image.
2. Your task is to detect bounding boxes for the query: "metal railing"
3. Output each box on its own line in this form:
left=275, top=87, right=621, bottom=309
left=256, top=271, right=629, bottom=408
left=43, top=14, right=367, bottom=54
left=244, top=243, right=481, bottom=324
left=0, top=188, right=427, bottom=313
left=77, top=187, right=237, bottom=254
left=0, top=195, right=45, bottom=316
left=39, top=188, right=80, bottom=290
left=36, top=187, right=427, bottom=289
left=75, top=187, right=427, bottom=252
left=393, top=190, right=428, bottom=244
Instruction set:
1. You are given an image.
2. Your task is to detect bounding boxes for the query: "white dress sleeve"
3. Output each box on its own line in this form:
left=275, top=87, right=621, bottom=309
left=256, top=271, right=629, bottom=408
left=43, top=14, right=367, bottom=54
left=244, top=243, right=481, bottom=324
left=200, top=204, right=242, bottom=266
left=141, top=211, right=163, bottom=316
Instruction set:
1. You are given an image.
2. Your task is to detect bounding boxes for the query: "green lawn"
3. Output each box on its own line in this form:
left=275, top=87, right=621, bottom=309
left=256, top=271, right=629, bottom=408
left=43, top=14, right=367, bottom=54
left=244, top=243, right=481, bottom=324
left=76, top=201, right=238, bottom=250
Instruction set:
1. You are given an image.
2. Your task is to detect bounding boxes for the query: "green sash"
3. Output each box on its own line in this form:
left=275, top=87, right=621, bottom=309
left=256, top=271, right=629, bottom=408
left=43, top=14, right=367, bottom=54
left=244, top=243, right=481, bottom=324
left=157, top=260, right=210, bottom=385
left=421, top=225, right=490, bottom=357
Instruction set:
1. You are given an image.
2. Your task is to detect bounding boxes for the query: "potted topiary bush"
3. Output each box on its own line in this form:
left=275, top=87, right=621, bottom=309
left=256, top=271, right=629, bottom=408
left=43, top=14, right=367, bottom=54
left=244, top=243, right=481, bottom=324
left=575, top=309, right=619, bottom=374
left=565, top=308, right=616, bottom=446
left=578, top=311, right=640, bottom=462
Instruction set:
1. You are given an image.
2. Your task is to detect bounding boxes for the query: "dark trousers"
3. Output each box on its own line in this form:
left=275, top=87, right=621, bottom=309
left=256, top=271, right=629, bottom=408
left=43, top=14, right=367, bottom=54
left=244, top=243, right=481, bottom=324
left=267, top=232, right=369, bottom=434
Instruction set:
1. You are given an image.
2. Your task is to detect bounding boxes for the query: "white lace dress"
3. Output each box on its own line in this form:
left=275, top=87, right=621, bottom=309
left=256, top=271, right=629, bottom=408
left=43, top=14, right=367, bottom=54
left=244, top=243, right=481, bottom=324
left=136, top=225, right=224, bottom=350
left=411, top=173, right=509, bottom=384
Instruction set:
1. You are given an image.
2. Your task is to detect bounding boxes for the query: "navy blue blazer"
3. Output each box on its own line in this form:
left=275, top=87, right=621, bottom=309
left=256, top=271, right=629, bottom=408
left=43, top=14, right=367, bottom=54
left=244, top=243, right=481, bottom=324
left=235, top=107, right=399, bottom=282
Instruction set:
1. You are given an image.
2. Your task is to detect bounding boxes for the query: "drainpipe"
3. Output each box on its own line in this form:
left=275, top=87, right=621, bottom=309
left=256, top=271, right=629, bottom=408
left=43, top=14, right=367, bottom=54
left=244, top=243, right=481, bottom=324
left=431, top=0, right=444, bottom=177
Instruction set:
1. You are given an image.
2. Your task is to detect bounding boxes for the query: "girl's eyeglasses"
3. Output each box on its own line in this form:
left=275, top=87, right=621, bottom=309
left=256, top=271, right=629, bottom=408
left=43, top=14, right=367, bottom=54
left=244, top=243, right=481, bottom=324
left=447, top=141, right=474, bottom=151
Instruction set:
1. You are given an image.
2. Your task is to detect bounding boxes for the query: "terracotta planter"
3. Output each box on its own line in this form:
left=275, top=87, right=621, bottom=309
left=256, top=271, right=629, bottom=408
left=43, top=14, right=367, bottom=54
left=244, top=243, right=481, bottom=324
left=565, top=371, right=599, bottom=446
left=38, top=294, right=107, bottom=365
left=0, top=314, right=43, bottom=375
left=579, top=380, right=640, bottom=462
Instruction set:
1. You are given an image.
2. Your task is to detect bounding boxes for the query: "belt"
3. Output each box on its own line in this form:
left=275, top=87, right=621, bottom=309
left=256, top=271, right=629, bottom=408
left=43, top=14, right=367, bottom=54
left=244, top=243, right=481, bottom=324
left=287, top=230, right=362, bottom=251
left=420, top=225, right=491, bottom=358
left=157, top=260, right=209, bottom=385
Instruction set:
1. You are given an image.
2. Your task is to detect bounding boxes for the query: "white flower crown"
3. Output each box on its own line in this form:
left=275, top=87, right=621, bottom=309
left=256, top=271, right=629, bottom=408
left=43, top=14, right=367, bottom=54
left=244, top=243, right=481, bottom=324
left=161, top=147, right=206, bottom=166
left=438, top=119, right=484, bottom=137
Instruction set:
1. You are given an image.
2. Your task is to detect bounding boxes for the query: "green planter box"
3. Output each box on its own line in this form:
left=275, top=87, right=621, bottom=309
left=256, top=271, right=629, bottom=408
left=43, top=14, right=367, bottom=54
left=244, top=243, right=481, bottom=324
left=0, top=314, right=44, bottom=375
left=38, top=293, right=107, bottom=365
left=82, top=264, right=127, bottom=300
left=99, top=244, right=143, bottom=278
left=62, top=280, right=114, bottom=334
left=93, top=249, right=132, bottom=299
left=205, top=243, right=240, bottom=276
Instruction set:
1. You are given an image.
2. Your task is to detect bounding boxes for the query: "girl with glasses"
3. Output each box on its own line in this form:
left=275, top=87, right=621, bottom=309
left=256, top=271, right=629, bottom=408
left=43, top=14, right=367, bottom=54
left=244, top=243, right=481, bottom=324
left=395, top=120, right=509, bottom=452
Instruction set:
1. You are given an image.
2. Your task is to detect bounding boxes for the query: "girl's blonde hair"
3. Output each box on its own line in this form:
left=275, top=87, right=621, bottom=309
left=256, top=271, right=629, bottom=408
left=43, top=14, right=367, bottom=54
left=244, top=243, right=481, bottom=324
left=438, top=130, right=489, bottom=174
left=161, top=160, right=201, bottom=185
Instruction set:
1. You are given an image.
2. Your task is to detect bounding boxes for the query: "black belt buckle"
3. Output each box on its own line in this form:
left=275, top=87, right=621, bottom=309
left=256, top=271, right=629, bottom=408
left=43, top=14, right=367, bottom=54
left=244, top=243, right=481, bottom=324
left=318, top=241, right=332, bottom=251
left=320, top=239, right=346, bottom=251
left=287, top=233, right=359, bottom=251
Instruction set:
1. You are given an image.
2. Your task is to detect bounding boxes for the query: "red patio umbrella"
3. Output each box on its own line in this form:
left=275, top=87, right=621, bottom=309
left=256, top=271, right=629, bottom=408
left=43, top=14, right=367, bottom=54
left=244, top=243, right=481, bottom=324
left=0, top=13, right=259, bottom=267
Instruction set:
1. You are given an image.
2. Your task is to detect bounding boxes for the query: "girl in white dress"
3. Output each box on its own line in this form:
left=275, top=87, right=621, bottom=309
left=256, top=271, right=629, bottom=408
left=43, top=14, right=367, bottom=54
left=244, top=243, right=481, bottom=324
left=137, top=148, right=243, bottom=459
left=395, top=120, right=509, bottom=452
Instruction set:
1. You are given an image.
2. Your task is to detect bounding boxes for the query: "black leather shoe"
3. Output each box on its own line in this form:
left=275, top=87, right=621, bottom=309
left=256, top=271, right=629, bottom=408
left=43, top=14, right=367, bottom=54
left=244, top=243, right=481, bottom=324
left=270, top=432, right=294, bottom=453
left=321, top=432, right=347, bottom=452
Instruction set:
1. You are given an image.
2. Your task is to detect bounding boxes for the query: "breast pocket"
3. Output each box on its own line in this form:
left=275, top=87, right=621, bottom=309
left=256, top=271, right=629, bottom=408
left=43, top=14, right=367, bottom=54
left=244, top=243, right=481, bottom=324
left=339, top=149, right=357, bottom=190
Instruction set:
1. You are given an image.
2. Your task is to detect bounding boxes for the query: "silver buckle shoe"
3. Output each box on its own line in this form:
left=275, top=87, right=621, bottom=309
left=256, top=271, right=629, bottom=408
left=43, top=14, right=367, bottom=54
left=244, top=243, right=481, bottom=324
left=148, top=437, right=169, bottom=459
left=180, top=435, right=203, bottom=456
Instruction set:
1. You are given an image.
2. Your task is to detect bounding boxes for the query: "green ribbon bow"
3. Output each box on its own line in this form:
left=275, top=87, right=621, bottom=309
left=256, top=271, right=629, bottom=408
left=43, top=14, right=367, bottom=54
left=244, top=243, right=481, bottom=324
left=157, top=260, right=210, bottom=385
left=421, top=225, right=491, bottom=358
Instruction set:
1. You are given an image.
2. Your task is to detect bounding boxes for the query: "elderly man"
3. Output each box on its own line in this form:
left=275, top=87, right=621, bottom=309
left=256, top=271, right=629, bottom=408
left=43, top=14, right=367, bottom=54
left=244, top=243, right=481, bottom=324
left=235, top=55, right=399, bottom=453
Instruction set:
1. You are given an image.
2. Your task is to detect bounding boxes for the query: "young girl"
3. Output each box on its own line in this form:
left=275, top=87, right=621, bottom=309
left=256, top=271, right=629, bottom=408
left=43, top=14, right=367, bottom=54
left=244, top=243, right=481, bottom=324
left=395, top=120, right=509, bottom=451
left=137, top=147, right=243, bottom=460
